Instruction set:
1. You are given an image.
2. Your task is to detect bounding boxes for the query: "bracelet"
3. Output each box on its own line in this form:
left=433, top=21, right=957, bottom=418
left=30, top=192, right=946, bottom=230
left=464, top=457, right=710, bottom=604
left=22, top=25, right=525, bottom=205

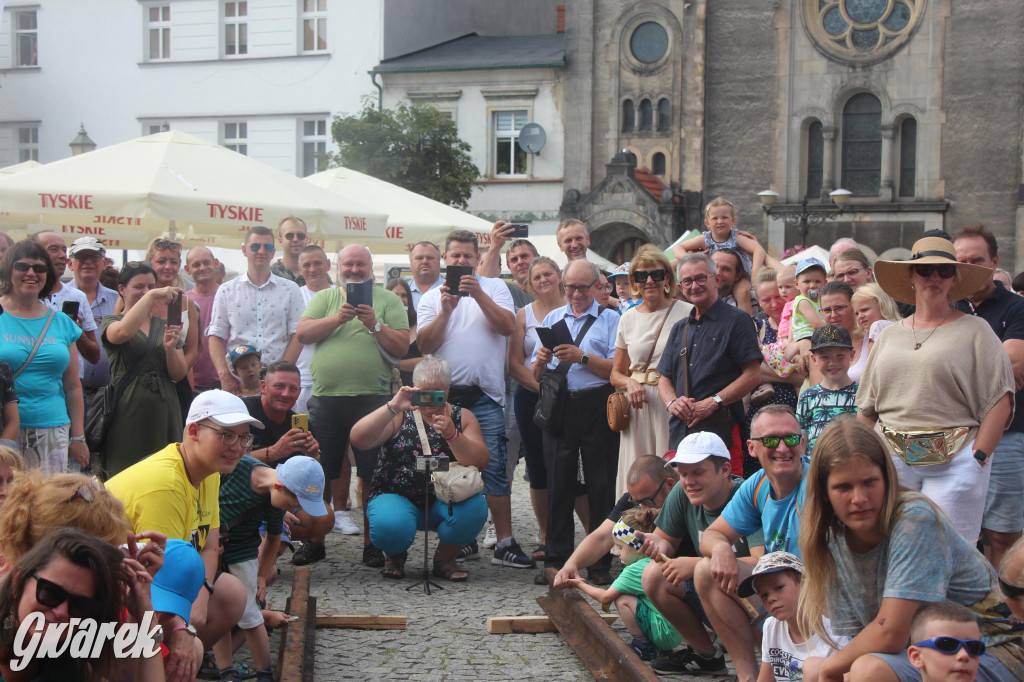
left=444, top=429, right=460, bottom=443
left=386, top=403, right=401, bottom=417
left=69, top=436, right=86, bottom=443
left=665, top=398, right=677, bottom=412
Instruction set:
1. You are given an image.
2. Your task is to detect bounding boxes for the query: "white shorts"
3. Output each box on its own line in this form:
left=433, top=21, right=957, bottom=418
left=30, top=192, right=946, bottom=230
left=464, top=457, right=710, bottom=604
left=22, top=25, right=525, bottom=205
left=226, top=559, right=264, bottom=629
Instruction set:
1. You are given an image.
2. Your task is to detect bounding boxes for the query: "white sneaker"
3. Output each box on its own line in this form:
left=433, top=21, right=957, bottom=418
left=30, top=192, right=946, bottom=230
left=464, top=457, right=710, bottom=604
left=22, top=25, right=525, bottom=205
left=481, top=521, right=497, bottom=548
left=333, top=510, right=360, bottom=535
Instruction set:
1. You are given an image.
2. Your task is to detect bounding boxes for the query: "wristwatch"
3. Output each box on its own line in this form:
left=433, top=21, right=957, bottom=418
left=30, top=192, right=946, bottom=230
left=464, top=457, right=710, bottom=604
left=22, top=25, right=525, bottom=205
left=711, top=394, right=723, bottom=408
left=369, top=322, right=382, bottom=335
left=579, top=352, right=590, bottom=366
left=171, top=623, right=197, bottom=638
left=973, top=449, right=989, bottom=464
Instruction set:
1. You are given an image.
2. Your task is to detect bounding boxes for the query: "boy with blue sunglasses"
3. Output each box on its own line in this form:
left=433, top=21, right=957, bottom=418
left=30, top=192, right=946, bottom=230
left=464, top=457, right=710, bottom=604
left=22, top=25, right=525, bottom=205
left=907, top=602, right=984, bottom=682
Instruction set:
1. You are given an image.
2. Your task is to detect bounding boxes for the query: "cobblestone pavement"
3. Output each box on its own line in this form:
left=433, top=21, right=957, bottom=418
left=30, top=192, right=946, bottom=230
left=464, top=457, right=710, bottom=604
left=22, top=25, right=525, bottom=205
left=249, top=472, right=737, bottom=681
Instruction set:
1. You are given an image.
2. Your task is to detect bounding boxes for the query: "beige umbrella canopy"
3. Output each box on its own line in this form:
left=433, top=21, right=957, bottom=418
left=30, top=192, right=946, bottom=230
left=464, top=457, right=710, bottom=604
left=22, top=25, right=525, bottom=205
left=0, top=131, right=388, bottom=251
left=304, top=166, right=493, bottom=254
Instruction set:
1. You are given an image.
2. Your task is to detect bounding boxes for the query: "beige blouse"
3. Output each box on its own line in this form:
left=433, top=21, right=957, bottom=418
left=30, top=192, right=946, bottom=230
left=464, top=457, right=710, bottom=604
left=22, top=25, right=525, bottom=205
left=615, top=300, right=692, bottom=372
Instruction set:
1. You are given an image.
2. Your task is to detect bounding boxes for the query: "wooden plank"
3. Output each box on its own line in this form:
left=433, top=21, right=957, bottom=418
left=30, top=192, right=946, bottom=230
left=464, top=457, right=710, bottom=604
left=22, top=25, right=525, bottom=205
left=315, top=615, right=407, bottom=630
left=487, top=614, right=618, bottom=634
left=277, top=566, right=314, bottom=682
left=537, top=569, right=660, bottom=682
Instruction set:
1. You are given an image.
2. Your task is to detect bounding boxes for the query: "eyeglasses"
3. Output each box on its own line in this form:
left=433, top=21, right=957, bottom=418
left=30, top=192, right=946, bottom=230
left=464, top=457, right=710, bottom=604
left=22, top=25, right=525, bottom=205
left=680, top=274, right=710, bottom=289
left=31, top=574, right=105, bottom=620
left=73, top=252, right=103, bottom=262
left=821, top=304, right=850, bottom=316
left=65, top=476, right=103, bottom=504
left=635, top=479, right=668, bottom=508
left=913, top=264, right=956, bottom=279
left=633, top=269, right=667, bottom=283
left=13, top=262, right=48, bottom=274
left=999, top=576, right=1024, bottom=599
left=913, top=636, right=986, bottom=657
left=565, top=282, right=595, bottom=294
left=198, top=422, right=255, bottom=448
left=284, top=232, right=307, bottom=241
left=153, top=239, right=182, bottom=251
left=750, top=433, right=802, bottom=449
left=835, top=267, right=862, bottom=280
left=247, top=243, right=276, bottom=253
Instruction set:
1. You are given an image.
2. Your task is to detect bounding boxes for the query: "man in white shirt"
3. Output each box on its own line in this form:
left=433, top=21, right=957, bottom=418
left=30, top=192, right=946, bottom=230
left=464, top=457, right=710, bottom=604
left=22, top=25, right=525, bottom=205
left=417, top=230, right=534, bottom=568
left=65, top=237, right=119, bottom=400
left=408, top=241, right=444, bottom=310
left=295, top=245, right=332, bottom=414
left=208, top=227, right=305, bottom=395
left=32, top=231, right=100, bottom=366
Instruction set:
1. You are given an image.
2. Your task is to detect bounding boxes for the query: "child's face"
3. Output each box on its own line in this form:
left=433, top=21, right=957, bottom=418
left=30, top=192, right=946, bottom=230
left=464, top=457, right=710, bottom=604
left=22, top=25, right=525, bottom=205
left=611, top=540, right=641, bottom=566
left=908, top=619, right=984, bottom=682
left=811, top=347, right=853, bottom=380
left=754, top=571, right=801, bottom=622
left=270, top=484, right=302, bottom=514
left=777, top=275, right=797, bottom=300
left=796, top=269, right=825, bottom=296
left=234, top=355, right=262, bottom=385
left=704, top=206, right=735, bottom=237
left=615, top=278, right=631, bottom=300
left=854, top=298, right=883, bottom=331
left=0, top=463, right=15, bottom=505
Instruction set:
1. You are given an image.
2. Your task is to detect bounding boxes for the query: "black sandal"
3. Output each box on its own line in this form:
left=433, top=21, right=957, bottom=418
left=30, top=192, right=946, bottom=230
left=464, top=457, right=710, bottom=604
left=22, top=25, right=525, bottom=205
left=432, top=558, right=468, bottom=582
left=381, top=552, right=407, bottom=579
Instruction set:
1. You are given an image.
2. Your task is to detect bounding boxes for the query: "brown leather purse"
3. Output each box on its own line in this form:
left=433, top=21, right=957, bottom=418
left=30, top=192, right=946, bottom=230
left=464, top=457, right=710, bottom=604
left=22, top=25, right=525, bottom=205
left=606, top=303, right=676, bottom=432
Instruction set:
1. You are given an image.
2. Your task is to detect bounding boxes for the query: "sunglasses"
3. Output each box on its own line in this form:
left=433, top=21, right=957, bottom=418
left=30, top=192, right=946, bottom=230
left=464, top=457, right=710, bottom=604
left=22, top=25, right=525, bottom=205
left=65, top=476, right=103, bottom=504
left=247, top=243, right=276, bottom=253
left=913, top=636, right=986, bottom=657
left=284, top=232, right=307, bottom=241
left=31, top=574, right=105, bottom=620
left=750, top=433, right=802, bottom=449
left=633, top=269, right=667, bottom=283
left=912, top=264, right=956, bottom=279
left=635, top=479, right=668, bottom=508
left=13, top=262, right=48, bottom=274
left=153, top=239, right=182, bottom=251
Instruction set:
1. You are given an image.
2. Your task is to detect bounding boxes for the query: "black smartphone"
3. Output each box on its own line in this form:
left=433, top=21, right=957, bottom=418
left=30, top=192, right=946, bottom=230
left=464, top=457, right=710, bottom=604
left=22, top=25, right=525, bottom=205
left=346, top=279, right=373, bottom=308
left=507, top=223, right=529, bottom=239
left=166, top=295, right=182, bottom=327
left=61, top=300, right=80, bottom=319
left=411, top=390, right=446, bottom=407
left=445, top=265, right=474, bottom=297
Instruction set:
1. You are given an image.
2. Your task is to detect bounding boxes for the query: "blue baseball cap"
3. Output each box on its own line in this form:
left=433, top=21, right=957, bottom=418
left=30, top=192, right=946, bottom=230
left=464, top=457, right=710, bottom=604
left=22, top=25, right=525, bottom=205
left=795, top=257, right=827, bottom=277
left=608, top=262, right=631, bottom=279
left=277, top=456, right=329, bottom=516
left=151, top=540, right=205, bottom=622
left=228, top=344, right=261, bottom=366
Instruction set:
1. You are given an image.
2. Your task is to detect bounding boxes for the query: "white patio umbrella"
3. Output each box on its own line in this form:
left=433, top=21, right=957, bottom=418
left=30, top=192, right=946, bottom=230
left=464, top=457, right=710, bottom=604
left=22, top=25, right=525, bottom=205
left=304, top=166, right=492, bottom=254
left=0, top=131, right=388, bottom=250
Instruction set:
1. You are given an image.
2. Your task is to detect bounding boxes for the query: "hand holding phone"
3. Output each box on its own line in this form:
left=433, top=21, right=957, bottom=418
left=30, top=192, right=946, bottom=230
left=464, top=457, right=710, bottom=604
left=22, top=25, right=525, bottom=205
left=166, top=294, right=182, bottom=327
left=508, top=224, right=529, bottom=239
left=444, top=265, right=474, bottom=297
left=61, top=300, right=80, bottom=320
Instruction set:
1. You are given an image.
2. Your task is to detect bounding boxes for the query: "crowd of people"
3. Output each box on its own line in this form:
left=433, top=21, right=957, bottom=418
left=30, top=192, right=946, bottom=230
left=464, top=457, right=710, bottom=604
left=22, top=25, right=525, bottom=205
left=0, top=204, right=1023, bottom=681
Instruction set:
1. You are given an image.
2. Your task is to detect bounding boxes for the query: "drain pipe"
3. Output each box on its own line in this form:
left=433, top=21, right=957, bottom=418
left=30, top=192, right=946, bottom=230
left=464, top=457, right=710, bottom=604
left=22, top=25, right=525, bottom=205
left=369, top=71, right=383, bottom=112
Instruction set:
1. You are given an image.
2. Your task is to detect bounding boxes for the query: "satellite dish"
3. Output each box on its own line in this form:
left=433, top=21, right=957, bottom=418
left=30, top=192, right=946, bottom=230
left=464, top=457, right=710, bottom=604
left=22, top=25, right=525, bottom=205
left=518, top=123, right=547, bottom=154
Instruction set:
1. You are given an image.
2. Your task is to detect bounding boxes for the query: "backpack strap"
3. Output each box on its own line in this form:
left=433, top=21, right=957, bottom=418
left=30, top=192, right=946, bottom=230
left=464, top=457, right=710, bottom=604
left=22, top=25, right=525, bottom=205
left=752, top=475, right=770, bottom=514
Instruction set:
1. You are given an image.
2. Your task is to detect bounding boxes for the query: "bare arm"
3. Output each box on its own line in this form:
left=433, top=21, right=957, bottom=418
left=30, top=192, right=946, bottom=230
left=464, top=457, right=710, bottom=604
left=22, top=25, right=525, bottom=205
left=207, top=335, right=238, bottom=395
left=477, top=221, right=512, bottom=278
left=734, top=233, right=768, bottom=275
left=461, top=276, right=515, bottom=336
left=818, top=597, right=920, bottom=682
left=1004, top=338, right=1024, bottom=391
left=0, top=403, right=18, bottom=441
left=163, top=325, right=188, bottom=382
left=699, top=516, right=744, bottom=594
left=105, top=287, right=182, bottom=344
left=182, top=300, right=200, bottom=371
left=282, top=334, right=302, bottom=364
left=797, top=299, right=826, bottom=329
left=508, top=309, right=540, bottom=392
left=974, top=392, right=1013, bottom=459
left=63, top=353, right=88, bottom=469
left=566, top=578, right=620, bottom=605
left=444, top=408, right=490, bottom=470
left=415, top=290, right=456, bottom=355
left=75, top=328, right=101, bottom=364
left=553, top=518, right=617, bottom=589
left=672, top=235, right=708, bottom=260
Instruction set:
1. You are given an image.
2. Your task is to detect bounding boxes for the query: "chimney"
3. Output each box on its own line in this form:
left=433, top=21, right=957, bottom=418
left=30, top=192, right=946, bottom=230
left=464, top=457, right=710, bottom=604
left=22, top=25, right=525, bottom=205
left=556, top=5, right=565, bottom=33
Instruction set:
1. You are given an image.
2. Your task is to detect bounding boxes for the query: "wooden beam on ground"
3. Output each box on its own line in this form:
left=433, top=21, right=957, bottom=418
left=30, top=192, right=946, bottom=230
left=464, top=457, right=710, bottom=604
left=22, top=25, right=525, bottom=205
left=316, top=615, right=407, bottom=630
left=277, top=566, right=315, bottom=682
left=487, top=614, right=618, bottom=634
left=537, top=568, right=660, bottom=682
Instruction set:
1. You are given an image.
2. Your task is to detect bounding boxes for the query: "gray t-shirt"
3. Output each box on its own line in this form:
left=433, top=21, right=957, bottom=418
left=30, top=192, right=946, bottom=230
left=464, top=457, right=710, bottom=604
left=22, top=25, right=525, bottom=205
left=827, top=495, right=996, bottom=637
left=655, top=477, right=764, bottom=558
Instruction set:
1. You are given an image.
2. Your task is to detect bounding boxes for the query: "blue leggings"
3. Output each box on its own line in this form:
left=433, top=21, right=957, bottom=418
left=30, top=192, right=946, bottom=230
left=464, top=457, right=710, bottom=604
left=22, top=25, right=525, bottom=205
left=366, top=493, right=488, bottom=556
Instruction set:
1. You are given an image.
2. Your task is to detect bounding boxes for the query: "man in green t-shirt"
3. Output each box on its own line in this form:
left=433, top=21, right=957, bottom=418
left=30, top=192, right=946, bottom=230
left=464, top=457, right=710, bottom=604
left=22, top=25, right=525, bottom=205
left=638, top=432, right=766, bottom=676
left=294, top=244, right=410, bottom=567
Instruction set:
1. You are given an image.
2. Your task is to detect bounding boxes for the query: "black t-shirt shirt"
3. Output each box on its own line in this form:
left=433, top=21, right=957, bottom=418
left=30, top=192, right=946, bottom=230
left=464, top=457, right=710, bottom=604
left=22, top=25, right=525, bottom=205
left=973, top=282, right=1024, bottom=433
left=242, top=395, right=298, bottom=468
left=604, top=491, right=698, bottom=558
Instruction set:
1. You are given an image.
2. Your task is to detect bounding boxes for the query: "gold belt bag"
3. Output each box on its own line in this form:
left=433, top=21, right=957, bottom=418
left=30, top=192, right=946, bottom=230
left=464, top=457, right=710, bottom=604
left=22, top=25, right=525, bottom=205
left=880, top=425, right=970, bottom=466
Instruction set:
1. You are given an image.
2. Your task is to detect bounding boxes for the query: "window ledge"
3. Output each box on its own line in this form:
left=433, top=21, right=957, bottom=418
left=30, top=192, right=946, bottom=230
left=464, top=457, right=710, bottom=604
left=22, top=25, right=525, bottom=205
left=478, top=177, right=563, bottom=185
left=771, top=200, right=949, bottom=214
left=138, top=52, right=330, bottom=67
left=0, top=65, right=41, bottom=73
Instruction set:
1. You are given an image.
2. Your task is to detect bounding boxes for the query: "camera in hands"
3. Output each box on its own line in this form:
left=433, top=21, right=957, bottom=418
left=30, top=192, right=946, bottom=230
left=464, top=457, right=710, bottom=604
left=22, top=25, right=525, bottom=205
left=411, top=390, right=446, bottom=407
left=415, top=454, right=450, bottom=472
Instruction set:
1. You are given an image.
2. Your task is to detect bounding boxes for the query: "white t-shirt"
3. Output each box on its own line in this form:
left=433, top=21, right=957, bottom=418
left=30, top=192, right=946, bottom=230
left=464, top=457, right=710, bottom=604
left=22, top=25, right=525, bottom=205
left=416, top=275, right=513, bottom=406
left=297, top=286, right=319, bottom=389
left=761, top=616, right=842, bottom=680
left=46, top=285, right=96, bottom=332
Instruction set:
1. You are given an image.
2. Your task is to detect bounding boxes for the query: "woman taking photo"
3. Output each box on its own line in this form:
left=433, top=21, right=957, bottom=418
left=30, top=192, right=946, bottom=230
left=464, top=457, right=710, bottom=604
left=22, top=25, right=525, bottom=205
left=386, top=277, right=422, bottom=386
left=351, top=356, right=489, bottom=582
left=610, top=245, right=691, bottom=495
left=798, top=418, right=1024, bottom=682
left=859, top=235, right=1013, bottom=542
left=0, top=241, right=87, bottom=473
left=101, top=261, right=188, bottom=476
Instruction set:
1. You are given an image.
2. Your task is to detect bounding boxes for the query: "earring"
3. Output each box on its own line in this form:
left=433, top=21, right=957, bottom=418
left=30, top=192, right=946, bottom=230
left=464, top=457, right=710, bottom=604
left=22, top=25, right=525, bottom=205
left=630, top=284, right=642, bottom=298
left=664, top=282, right=672, bottom=295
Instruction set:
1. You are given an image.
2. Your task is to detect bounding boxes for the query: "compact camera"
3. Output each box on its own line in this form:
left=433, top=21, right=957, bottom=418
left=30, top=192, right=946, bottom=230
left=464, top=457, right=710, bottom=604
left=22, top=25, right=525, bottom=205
left=411, top=390, right=446, bottom=407
left=415, top=455, right=450, bottom=472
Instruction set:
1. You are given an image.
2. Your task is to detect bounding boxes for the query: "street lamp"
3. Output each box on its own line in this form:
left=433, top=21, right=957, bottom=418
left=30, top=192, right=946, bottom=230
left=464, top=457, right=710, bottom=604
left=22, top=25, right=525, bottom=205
left=758, top=188, right=851, bottom=248
left=69, top=124, right=96, bottom=156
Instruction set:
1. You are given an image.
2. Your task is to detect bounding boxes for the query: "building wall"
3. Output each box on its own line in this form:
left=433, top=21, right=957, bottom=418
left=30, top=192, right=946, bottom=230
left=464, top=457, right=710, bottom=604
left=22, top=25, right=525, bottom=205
left=0, top=0, right=382, bottom=174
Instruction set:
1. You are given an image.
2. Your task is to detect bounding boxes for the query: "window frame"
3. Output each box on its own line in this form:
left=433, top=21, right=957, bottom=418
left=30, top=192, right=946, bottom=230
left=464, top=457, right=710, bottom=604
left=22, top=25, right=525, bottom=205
left=299, top=118, right=328, bottom=177
left=223, top=0, right=248, bottom=58
left=300, top=0, right=327, bottom=54
left=490, top=109, right=530, bottom=178
left=221, top=120, right=248, bottom=155
left=897, top=117, right=916, bottom=198
left=18, top=126, right=39, bottom=162
left=144, top=3, right=171, bottom=62
left=840, top=92, right=883, bottom=197
left=13, top=9, right=38, bottom=67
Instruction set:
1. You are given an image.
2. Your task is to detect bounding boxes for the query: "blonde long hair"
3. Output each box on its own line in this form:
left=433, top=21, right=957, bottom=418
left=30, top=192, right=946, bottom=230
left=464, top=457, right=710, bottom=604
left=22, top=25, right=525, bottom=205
left=850, top=282, right=900, bottom=332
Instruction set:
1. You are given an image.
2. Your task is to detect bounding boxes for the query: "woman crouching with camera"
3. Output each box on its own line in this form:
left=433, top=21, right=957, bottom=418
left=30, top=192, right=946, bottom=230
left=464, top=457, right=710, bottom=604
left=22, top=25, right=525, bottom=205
left=351, top=355, right=489, bottom=582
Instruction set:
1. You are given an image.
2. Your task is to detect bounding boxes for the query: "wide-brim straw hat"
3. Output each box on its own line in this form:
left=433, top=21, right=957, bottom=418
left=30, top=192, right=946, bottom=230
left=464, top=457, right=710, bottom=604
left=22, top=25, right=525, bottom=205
left=874, top=236, right=993, bottom=305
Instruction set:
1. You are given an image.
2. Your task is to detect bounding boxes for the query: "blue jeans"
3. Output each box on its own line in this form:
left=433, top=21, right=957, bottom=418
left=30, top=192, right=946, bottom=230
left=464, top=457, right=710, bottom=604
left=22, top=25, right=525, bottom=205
left=983, top=430, right=1024, bottom=533
left=366, top=493, right=488, bottom=555
left=466, top=396, right=511, bottom=496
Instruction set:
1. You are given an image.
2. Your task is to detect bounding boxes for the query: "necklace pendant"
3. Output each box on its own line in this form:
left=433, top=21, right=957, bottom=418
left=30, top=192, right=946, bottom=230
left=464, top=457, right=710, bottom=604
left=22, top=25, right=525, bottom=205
left=914, top=343, right=922, bottom=350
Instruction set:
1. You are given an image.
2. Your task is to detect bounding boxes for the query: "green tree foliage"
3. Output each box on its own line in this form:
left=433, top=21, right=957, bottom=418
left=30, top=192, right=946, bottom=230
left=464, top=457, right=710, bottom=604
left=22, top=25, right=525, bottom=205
left=329, top=103, right=480, bottom=209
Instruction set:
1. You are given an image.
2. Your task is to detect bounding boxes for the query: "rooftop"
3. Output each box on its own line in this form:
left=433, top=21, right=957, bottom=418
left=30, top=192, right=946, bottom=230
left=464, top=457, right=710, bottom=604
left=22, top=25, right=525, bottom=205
left=375, top=33, right=565, bottom=73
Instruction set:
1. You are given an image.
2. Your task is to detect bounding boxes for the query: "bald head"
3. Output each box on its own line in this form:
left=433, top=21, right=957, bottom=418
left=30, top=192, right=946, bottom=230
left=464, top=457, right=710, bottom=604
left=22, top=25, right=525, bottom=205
left=1001, top=537, right=1024, bottom=619
left=184, top=246, right=220, bottom=287
left=337, top=244, right=373, bottom=284
left=32, top=231, right=68, bottom=276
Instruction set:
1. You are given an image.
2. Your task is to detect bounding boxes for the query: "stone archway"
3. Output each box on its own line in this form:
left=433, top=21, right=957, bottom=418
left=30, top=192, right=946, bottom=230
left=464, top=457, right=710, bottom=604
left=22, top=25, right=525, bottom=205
left=590, top=222, right=650, bottom=264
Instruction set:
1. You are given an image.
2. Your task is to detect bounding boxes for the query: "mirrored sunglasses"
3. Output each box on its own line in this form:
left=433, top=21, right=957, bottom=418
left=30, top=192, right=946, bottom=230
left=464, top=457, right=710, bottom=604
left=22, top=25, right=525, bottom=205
left=750, top=433, right=801, bottom=449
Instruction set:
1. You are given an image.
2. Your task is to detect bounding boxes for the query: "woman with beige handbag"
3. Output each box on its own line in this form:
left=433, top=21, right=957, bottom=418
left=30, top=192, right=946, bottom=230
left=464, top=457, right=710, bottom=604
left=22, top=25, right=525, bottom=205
left=609, top=246, right=692, bottom=497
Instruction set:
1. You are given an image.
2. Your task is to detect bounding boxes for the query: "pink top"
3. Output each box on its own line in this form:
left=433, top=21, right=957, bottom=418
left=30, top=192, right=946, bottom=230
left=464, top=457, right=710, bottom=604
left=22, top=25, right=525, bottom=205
left=777, top=299, right=796, bottom=341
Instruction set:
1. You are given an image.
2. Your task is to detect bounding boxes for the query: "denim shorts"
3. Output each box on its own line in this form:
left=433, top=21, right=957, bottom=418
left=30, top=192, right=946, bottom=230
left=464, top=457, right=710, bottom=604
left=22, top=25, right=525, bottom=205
left=466, top=396, right=511, bottom=496
left=983, top=430, right=1024, bottom=533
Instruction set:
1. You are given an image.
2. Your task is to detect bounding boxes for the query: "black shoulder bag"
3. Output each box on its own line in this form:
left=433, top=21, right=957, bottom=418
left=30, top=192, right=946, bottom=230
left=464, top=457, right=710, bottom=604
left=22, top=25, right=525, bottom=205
left=533, top=314, right=599, bottom=436
left=85, top=324, right=161, bottom=452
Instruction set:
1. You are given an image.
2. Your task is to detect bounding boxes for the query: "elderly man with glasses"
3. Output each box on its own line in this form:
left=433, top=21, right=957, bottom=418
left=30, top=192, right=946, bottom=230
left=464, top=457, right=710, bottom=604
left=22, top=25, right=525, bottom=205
left=532, top=259, right=621, bottom=584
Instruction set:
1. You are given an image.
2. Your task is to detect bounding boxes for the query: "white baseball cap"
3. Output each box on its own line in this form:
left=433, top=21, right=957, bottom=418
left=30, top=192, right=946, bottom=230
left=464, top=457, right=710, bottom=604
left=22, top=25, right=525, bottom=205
left=666, top=431, right=730, bottom=466
left=186, top=390, right=264, bottom=429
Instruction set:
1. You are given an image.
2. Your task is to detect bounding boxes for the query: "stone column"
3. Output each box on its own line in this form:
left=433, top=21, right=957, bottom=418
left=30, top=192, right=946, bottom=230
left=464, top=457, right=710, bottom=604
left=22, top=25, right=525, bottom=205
left=821, top=125, right=836, bottom=198
left=879, top=123, right=895, bottom=201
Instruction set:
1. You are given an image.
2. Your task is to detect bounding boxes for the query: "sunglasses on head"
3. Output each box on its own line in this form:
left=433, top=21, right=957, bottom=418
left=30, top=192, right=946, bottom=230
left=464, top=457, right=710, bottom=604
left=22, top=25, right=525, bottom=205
left=248, top=243, right=276, bottom=253
left=750, top=433, right=802, bottom=449
left=284, top=232, right=307, bottom=241
left=31, top=574, right=105, bottom=620
left=153, top=239, right=181, bottom=251
left=633, top=269, right=667, bottom=283
left=913, top=636, right=986, bottom=657
left=999, top=576, right=1024, bottom=599
left=912, top=263, right=956, bottom=279
left=13, top=262, right=47, bottom=274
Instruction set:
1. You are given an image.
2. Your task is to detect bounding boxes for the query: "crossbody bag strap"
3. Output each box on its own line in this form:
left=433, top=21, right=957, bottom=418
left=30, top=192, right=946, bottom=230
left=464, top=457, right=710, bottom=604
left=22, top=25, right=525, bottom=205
left=11, top=309, right=56, bottom=381
left=680, top=321, right=691, bottom=398
left=639, top=302, right=676, bottom=373
left=113, top=322, right=162, bottom=393
left=412, top=410, right=433, bottom=456
left=555, top=312, right=600, bottom=377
